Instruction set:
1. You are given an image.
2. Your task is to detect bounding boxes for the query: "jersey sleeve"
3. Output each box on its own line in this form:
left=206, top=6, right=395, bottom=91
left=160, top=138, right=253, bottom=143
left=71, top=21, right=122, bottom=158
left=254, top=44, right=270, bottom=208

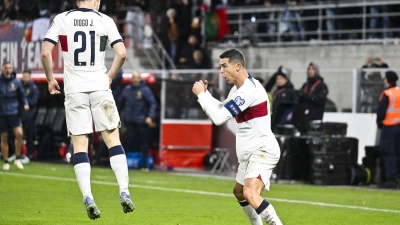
left=44, top=16, right=59, bottom=45
left=197, top=92, right=233, bottom=126
left=107, top=17, right=123, bottom=48
left=223, top=87, right=257, bottom=117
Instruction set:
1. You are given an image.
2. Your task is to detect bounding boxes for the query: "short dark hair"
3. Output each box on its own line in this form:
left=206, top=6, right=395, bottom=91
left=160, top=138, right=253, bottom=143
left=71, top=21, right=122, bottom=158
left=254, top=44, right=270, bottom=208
left=2, top=61, right=11, bottom=67
left=22, top=70, right=31, bottom=75
left=219, top=49, right=245, bottom=67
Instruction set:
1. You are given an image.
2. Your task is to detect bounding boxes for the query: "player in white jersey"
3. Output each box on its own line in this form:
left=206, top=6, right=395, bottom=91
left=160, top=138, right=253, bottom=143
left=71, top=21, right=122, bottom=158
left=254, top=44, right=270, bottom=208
left=41, top=0, right=134, bottom=220
left=192, top=49, right=283, bottom=225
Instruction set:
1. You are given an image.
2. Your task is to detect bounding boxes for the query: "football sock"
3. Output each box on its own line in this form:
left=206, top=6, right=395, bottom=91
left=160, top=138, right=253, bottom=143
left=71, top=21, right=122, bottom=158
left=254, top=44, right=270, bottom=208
left=255, top=199, right=283, bottom=225
left=73, top=152, right=93, bottom=200
left=109, top=145, right=130, bottom=196
left=238, top=200, right=263, bottom=225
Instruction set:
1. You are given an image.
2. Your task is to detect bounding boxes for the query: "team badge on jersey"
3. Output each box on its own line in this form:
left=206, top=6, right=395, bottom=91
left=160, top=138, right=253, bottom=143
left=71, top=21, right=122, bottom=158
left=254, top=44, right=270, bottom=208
left=234, top=96, right=245, bottom=106
left=10, top=83, right=15, bottom=91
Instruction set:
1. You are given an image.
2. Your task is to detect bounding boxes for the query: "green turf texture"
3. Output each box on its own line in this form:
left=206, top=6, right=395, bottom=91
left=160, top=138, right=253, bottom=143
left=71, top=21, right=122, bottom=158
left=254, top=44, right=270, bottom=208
left=0, top=162, right=399, bottom=224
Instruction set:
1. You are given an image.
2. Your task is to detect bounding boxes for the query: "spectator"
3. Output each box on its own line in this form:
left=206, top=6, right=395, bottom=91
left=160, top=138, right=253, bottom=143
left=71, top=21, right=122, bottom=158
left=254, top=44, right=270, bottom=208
left=292, top=62, right=328, bottom=134
left=21, top=70, right=39, bottom=159
left=318, top=0, right=339, bottom=40
left=174, top=0, right=193, bottom=62
left=241, top=0, right=264, bottom=44
left=0, top=62, right=29, bottom=170
left=189, top=50, right=210, bottom=69
left=15, top=0, right=39, bottom=20
left=361, top=57, right=389, bottom=80
left=152, top=12, right=169, bottom=53
left=191, top=0, right=208, bottom=42
left=1, top=0, right=17, bottom=21
left=119, top=72, right=157, bottom=171
left=178, top=35, right=204, bottom=69
left=115, top=0, right=127, bottom=34
left=369, top=1, right=390, bottom=39
left=270, top=67, right=296, bottom=130
left=187, top=49, right=212, bottom=81
left=376, top=71, right=400, bottom=189
left=166, top=8, right=179, bottom=63
left=359, top=57, right=387, bottom=113
left=260, top=0, right=277, bottom=42
left=281, top=0, right=306, bottom=41
left=124, top=0, right=148, bottom=47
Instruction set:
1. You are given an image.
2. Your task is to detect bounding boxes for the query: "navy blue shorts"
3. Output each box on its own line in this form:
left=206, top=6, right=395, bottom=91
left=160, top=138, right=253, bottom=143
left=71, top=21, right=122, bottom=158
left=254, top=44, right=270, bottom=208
left=0, top=115, right=22, bottom=133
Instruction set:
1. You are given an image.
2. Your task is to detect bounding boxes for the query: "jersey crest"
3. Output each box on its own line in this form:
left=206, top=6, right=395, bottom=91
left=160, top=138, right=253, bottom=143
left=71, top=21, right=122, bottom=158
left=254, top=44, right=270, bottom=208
left=234, top=96, right=245, bottom=106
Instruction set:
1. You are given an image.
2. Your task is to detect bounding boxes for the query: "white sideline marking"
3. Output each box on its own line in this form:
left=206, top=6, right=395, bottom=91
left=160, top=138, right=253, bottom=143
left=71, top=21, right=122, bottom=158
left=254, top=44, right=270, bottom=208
left=1, top=171, right=400, bottom=214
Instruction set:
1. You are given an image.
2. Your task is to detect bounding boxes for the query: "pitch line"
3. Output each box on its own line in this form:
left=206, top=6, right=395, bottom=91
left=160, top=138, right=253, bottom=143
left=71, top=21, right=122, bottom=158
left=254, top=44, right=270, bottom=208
left=1, top=171, right=400, bottom=214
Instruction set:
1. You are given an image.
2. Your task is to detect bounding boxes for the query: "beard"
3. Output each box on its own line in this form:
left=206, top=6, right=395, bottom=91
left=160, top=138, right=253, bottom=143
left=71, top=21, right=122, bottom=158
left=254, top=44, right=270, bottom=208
left=2, top=72, right=11, bottom=78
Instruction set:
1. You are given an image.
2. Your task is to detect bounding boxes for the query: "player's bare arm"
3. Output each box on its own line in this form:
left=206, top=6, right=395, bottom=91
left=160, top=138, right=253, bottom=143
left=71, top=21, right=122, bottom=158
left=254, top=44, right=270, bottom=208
left=107, top=42, right=126, bottom=84
left=41, top=41, right=60, bottom=95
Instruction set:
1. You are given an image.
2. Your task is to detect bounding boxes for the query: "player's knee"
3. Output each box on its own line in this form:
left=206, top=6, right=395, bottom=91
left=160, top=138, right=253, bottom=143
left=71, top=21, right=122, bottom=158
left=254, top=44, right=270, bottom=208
left=233, top=187, right=244, bottom=199
left=15, top=131, right=23, bottom=139
left=242, top=188, right=257, bottom=202
left=1, top=133, right=8, bottom=142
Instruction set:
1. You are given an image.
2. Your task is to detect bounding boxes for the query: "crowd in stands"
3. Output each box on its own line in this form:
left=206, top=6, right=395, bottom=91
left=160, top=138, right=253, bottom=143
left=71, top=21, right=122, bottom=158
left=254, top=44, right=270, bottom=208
left=0, top=0, right=397, bottom=66
left=228, top=0, right=396, bottom=42
left=0, top=0, right=393, bottom=62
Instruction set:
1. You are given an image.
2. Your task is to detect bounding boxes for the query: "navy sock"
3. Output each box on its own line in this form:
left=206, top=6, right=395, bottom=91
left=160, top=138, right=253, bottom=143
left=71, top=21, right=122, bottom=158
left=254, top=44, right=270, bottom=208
left=255, top=199, right=270, bottom=214
left=109, top=145, right=125, bottom=157
left=238, top=200, right=250, bottom=207
left=73, top=152, right=89, bottom=166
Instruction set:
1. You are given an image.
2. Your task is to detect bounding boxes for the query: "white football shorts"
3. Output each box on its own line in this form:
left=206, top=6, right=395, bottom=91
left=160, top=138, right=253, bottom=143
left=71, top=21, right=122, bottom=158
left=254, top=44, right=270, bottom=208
left=236, top=144, right=280, bottom=192
left=65, top=90, right=120, bottom=136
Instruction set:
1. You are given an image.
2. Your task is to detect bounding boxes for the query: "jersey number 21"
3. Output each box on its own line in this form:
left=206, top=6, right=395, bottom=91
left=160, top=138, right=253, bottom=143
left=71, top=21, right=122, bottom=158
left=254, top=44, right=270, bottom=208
left=74, top=31, right=95, bottom=66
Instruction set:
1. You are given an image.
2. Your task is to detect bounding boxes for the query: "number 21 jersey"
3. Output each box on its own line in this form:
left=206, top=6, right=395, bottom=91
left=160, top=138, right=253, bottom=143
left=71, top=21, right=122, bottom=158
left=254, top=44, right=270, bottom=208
left=44, top=8, right=123, bottom=94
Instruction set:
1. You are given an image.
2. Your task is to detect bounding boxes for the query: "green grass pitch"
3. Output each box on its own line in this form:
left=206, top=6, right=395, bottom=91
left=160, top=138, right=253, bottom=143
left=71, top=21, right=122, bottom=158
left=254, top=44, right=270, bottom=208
left=0, top=162, right=399, bottom=224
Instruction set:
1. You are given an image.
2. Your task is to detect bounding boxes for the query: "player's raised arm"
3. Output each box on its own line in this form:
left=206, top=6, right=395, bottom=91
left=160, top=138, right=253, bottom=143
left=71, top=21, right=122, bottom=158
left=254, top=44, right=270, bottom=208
left=41, top=41, right=60, bottom=95
left=193, top=81, right=233, bottom=126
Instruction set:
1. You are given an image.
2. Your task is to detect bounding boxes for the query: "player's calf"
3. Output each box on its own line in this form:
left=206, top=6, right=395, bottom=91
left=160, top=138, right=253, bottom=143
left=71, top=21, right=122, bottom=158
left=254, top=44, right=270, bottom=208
left=255, top=199, right=283, bottom=225
left=238, top=199, right=263, bottom=225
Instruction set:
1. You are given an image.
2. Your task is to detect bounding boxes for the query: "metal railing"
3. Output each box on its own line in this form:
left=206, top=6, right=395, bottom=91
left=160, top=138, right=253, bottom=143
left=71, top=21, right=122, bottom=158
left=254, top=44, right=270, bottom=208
left=133, top=67, right=400, bottom=116
left=222, top=0, right=400, bottom=46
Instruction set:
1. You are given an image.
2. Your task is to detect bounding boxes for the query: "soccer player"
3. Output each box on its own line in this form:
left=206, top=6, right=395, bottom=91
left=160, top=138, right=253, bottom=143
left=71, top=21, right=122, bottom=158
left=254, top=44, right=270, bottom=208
left=192, top=49, right=283, bottom=225
left=41, top=0, right=134, bottom=220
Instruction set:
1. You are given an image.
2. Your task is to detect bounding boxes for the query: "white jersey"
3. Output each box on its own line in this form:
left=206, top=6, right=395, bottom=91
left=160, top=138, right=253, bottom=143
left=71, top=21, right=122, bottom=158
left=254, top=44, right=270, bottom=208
left=44, top=8, right=123, bottom=94
left=197, top=76, right=278, bottom=163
